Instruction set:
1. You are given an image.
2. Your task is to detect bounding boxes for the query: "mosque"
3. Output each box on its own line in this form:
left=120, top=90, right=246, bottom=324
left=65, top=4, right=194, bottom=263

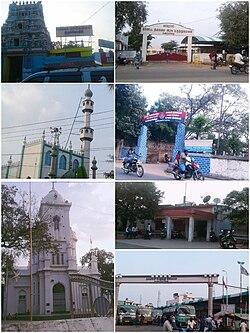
left=2, top=85, right=97, bottom=179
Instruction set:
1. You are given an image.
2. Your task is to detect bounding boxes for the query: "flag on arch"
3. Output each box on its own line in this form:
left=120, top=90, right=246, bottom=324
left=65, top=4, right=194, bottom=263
left=240, top=265, right=249, bottom=276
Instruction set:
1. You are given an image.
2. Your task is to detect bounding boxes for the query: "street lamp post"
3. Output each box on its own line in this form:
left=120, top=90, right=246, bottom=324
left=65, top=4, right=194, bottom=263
left=222, top=270, right=228, bottom=311
left=237, top=261, right=245, bottom=314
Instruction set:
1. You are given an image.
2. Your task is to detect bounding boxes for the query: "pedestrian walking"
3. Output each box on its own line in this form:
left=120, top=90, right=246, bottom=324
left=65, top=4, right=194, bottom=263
left=163, top=319, right=173, bottom=331
left=209, top=50, right=217, bottom=70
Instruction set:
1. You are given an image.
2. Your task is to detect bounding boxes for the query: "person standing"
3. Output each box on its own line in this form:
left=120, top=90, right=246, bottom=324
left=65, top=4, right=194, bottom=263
left=240, top=320, right=247, bottom=332
left=209, top=50, right=217, bottom=69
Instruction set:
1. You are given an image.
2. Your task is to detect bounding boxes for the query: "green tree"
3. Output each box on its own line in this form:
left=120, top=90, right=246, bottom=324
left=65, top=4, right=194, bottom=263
left=116, top=182, right=164, bottom=231
left=115, top=1, right=148, bottom=34
left=223, top=187, right=249, bottom=226
left=187, top=115, right=212, bottom=139
left=76, top=166, right=88, bottom=178
left=217, top=1, right=249, bottom=49
left=147, top=93, right=179, bottom=143
left=1, top=185, right=58, bottom=273
left=80, top=248, right=114, bottom=281
left=116, top=84, right=147, bottom=146
left=161, top=40, right=178, bottom=51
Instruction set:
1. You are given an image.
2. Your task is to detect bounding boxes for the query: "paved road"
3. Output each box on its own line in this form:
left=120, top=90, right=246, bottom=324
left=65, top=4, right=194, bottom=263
left=115, top=161, right=229, bottom=181
left=115, top=238, right=247, bottom=250
left=116, top=62, right=249, bottom=83
left=116, top=238, right=221, bottom=249
left=116, top=324, right=163, bottom=331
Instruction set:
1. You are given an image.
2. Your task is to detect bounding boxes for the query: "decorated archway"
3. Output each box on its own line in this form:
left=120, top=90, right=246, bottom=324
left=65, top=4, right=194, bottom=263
left=140, top=22, right=193, bottom=62
left=136, top=111, right=186, bottom=163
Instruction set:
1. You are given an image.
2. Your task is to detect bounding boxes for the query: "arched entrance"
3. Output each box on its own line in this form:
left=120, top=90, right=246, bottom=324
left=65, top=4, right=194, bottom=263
left=136, top=110, right=186, bottom=163
left=140, top=22, right=193, bottom=62
left=53, top=283, right=66, bottom=313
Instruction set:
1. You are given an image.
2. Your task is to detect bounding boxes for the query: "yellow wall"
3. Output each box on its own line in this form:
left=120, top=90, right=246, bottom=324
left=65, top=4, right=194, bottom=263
left=49, top=47, right=92, bottom=57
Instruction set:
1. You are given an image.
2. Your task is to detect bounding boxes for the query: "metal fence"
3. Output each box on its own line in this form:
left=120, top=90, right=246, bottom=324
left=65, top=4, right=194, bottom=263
left=69, top=274, right=114, bottom=318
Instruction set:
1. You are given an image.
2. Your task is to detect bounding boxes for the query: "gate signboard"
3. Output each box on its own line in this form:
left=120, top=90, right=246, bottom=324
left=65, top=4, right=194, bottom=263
left=142, top=111, right=186, bottom=125
left=141, top=23, right=193, bottom=36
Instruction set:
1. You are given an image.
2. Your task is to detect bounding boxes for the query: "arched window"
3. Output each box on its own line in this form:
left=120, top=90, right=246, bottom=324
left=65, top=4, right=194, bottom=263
left=73, top=159, right=79, bottom=171
left=59, top=155, right=66, bottom=170
left=45, top=150, right=51, bottom=166
left=53, top=283, right=66, bottom=313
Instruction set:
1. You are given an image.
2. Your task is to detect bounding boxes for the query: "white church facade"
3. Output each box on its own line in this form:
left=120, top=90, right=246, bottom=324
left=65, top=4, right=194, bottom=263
left=5, top=186, right=110, bottom=316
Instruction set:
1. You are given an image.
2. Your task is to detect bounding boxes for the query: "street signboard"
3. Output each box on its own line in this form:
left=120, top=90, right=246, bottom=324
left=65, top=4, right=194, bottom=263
left=98, top=39, right=114, bottom=49
left=56, top=25, right=93, bottom=37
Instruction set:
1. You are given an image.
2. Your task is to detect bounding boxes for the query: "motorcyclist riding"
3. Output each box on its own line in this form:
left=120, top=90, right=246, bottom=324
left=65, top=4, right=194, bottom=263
left=179, top=149, right=189, bottom=174
left=234, top=51, right=245, bottom=66
left=123, top=147, right=135, bottom=168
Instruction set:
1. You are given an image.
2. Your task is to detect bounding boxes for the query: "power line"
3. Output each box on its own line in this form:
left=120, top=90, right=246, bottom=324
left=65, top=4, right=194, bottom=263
left=82, top=2, right=110, bottom=24
left=2, top=109, right=114, bottom=130
left=2, top=116, right=114, bottom=136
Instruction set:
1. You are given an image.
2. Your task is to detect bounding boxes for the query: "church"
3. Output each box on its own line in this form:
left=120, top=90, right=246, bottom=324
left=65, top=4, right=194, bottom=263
left=5, top=185, right=112, bottom=316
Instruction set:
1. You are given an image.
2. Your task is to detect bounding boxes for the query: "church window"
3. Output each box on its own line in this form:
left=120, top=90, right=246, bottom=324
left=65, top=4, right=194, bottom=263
left=52, top=254, right=55, bottom=265
left=61, top=253, right=64, bottom=265
left=45, top=150, right=51, bottom=166
left=56, top=253, right=60, bottom=264
left=59, top=155, right=67, bottom=170
left=53, top=215, right=60, bottom=230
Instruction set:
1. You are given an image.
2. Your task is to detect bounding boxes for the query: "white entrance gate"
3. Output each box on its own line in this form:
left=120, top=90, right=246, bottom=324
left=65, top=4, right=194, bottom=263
left=141, top=22, right=193, bottom=62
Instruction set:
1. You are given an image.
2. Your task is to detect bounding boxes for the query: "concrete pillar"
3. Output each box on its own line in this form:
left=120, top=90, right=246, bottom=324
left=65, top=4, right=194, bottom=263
left=141, top=34, right=148, bottom=62
left=136, top=125, right=148, bottom=163
left=206, top=220, right=212, bottom=241
left=187, top=36, right=192, bottom=63
left=208, top=280, right=213, bottom=316
left=166, top=217, right=172, bottom=240
left=188, top=216, right=194, bottom=242
left=115, top=282, right=120, bottom=324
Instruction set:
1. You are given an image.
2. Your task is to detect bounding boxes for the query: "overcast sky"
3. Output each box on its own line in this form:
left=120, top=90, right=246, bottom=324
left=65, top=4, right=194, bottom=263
left=144, top=1, right=226, bottom=48
left=1, top=1, right=114, bottom=51
left=154, top=180, right=248, bottom=205
left=1, top=83, right=114, bottom=178
left=116, top=250, right=249, bottom=306
left=139, top=83, right=249, bottom=110
left=2, top=181, right=114, bottom=266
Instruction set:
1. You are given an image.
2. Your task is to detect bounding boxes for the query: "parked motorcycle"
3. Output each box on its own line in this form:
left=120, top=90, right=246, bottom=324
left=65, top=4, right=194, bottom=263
left=209, top=231, right=218, bottom=242
left=122, top=154, right=144, bottom=177
left=160, top=228, right=167, bottom=239
left=219, top=230, right=236, bottom=249
left=229, top=58, right=249, bottom=75
left=171, top=230, right=185, bottom=239
left=144, top=230, right=152, bottom=240
left=172, top=157, right=204, bottom=180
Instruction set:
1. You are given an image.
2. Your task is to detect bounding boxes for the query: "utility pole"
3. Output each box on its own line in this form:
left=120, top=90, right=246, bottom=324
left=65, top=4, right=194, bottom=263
left=29, top=182, right=33, bottom=321
left=48, top=127, right=62, bottom=178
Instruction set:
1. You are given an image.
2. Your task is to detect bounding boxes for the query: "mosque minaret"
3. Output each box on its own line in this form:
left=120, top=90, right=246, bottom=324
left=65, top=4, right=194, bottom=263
left=80, top=85, right=94, bottom=176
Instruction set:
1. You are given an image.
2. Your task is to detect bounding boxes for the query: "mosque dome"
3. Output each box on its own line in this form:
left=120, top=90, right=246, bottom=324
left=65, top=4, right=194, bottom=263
left=84, top=85, right=93, bottom=99
left=41, top=189, right=67, bottom=204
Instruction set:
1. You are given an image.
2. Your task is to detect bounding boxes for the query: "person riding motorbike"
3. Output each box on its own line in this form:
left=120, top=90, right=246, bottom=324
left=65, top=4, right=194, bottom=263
left=234, top=52, right=245, bottom=66
left=179, top=149, right=189, bottom=174
left=123, top=147, right=136, bottom=168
